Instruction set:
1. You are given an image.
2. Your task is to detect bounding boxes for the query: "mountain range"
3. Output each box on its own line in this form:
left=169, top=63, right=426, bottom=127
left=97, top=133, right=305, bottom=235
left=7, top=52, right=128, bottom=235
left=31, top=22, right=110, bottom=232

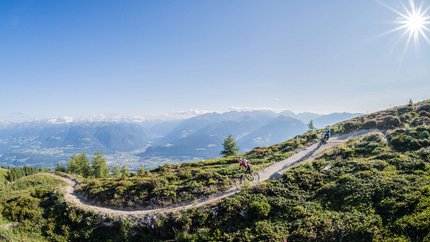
left=0, top=110, right=360, bottom=169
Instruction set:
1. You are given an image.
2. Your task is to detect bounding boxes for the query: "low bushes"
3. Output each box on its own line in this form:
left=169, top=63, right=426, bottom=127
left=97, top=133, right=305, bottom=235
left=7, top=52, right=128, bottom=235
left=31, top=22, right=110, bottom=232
left=388, top=127, right=430, bottom=152
left=78, top=130, right=322, bottom=208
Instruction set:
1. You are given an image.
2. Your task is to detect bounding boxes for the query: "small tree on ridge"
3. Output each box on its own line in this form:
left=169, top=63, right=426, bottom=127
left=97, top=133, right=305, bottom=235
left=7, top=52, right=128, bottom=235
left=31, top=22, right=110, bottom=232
left=221, top=134, right=239, bottom=157
left=307, top=120, right=316, bottom=131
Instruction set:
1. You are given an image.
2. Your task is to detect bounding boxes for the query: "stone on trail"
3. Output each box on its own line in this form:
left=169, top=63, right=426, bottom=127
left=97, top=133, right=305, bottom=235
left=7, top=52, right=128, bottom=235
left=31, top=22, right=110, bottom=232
left=269, top=172, right=284, bottom=180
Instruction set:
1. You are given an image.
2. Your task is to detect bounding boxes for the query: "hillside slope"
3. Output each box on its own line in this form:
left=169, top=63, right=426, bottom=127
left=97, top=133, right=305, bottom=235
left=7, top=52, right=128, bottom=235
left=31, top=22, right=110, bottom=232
left=57, top=129, right=373, bottom=218
left=1, top=99, right=430, bottom=241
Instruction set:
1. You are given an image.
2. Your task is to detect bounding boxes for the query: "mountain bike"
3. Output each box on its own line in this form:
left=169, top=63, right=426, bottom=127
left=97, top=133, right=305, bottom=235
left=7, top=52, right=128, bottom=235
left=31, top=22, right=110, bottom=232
left=234, top=171, right=260, bottom=189
left=317, top=137, right=329, bottom=148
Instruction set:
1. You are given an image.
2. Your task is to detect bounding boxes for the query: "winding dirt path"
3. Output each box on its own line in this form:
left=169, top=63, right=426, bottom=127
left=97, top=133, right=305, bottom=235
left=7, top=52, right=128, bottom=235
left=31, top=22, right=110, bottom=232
left=55, top=129, right=379, bottom=219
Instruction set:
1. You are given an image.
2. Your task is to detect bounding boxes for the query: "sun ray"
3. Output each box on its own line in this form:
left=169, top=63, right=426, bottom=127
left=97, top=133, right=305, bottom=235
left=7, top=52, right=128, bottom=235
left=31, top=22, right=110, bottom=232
left=373, top=25, right=409, bottom=39
left=419, top=27, right=430, bottom=44
left=392, top=24, right=414, bottom=49
left=402, top=29, right=413, bottom=58
left=376, top=0, right=410, bottom=18
left=380, top=0, right=430, bottom=51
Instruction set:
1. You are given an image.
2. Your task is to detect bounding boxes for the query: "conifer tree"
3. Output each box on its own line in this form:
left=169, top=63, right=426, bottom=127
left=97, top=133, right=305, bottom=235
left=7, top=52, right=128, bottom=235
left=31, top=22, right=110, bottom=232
left=77, top=153, right=91, bottom=178
left=137, top=166, right=145, bottom=176
left=66, top=153, right=91, bottom=177
left=92, top=152, right=110, bottom=178
left=67, top=155, right=80, bottom=174
left=112, top=165, right=121, bottom=178
left=221, top=134, right=239, bottom=157
left=55, top=163, right=66, bottom=172
left=121, top=164, right=131, bottom=177
left=307, top=120, right=316, bottom=131
left=5, top=166, right=41, bottom=182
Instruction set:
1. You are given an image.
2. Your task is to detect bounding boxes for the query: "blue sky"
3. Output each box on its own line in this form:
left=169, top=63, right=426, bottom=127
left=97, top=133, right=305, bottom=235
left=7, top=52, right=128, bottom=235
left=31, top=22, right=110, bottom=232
left=1, top=0, right=429, bottom=122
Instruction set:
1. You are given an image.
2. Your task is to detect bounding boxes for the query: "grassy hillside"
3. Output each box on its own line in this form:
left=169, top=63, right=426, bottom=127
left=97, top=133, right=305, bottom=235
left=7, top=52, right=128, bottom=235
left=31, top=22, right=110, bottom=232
left=0, top=173, right=108, bottom=242
left=78, top=131, right=319, bottom=208
left=145, top=129, right=430, bottom=241
left=72, top=99, right=430, bottom=241
left=0, top=168, right=7, bottom=177
left=77, top=99, right=430, bottom=210
left=0, top=173, right=63, bottom=241
left=1, top=99, right=429, bottom=241
left=0, top=168, right=7, bottom=185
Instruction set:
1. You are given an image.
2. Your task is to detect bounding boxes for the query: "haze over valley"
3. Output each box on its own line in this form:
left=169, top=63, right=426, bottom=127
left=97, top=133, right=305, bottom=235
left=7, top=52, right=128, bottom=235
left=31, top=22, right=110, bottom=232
left=0, top=110, right=359, bottom=170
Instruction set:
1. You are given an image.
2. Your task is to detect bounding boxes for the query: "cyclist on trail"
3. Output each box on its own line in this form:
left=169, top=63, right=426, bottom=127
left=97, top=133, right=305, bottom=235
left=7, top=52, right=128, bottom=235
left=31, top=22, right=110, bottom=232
left=238, top=158, right=252, bottom=174
left=322, top=128, right=331, bottom=142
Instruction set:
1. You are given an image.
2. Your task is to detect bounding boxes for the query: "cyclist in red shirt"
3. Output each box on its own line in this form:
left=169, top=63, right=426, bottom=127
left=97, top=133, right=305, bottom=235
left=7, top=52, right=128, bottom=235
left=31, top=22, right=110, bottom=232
left=238, top=158, right=252, bottom=174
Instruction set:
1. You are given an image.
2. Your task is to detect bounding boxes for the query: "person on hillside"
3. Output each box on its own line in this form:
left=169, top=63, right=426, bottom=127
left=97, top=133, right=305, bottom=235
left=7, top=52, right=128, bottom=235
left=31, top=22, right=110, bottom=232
left=322, top=128, right=331, bottom=142
left=238, top=158, right=252, bottom=174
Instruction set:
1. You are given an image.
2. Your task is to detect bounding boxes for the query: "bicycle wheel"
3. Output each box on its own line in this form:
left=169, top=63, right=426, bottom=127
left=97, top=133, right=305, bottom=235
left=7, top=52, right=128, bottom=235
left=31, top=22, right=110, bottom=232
left=252, top=172, right=260, bottom=182
left=244, top=173, right=254, bottom=181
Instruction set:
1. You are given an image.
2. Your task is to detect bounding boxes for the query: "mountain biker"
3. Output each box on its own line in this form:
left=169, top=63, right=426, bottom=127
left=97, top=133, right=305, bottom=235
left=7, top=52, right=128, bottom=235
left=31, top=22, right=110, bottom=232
left=322, top=128, right=331, bottom=142
left=238, top=158, right=252, bottom=174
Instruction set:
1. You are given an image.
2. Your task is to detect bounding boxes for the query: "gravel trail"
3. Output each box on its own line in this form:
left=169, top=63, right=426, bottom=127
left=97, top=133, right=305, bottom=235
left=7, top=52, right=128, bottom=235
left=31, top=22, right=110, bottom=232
left=55, top=129, right=378, bottom=219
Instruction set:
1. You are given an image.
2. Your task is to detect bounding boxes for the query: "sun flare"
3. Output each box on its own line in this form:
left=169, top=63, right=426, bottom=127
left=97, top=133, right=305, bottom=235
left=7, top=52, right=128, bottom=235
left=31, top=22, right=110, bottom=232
left=383, top=0, right=430, bottom=48
left=405, top=12, right=426, bottom=32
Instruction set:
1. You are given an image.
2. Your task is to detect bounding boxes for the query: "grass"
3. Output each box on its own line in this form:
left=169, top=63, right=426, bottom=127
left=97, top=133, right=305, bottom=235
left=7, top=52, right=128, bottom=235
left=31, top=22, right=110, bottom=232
left=77, top=130, right=319, bottom=208
left=75, top=99, right=430, bottom=209
left=0, top=168, right=7, bottom=183
left=1, top=98, right=430, bottom=241
left=0, top=168, right=8, bottom=191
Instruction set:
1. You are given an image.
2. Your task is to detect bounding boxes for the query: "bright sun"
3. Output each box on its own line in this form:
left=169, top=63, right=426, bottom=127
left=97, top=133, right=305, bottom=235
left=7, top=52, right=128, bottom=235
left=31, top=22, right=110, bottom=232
left=383, top=0, right=430, bottom=48
left=405, top=12, right=426, bottom=32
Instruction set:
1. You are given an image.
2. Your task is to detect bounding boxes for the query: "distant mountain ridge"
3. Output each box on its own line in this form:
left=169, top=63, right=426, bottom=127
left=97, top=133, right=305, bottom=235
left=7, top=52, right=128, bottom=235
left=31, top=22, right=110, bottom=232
left=238, top=115, right=308, bottom=150
left=142, top=111, right=279, bottom=158
left=0, top=110, right=361, bottom=169
left=280, top=111, right=361, bottom=127
left=313, top=112, right=362, bottom=128
left=140, top=110, right=361, bottom=159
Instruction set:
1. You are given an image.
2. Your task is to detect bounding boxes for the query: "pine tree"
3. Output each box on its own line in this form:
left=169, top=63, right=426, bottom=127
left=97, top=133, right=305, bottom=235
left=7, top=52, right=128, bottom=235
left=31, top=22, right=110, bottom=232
left=5, top=166, right=41, bottom=182
left=66, top=153, right=91, bottom=177
left=137, top=166, right=145, bottom=176
left=121, top=164, right=130, bottom=177
left=307, top=120, right=316, bottom=131
left=112, top=165, right=121, bottom=178
left=220, top=134, right=239, bottom=157
left=92, top=152, right=110, bottom=178
left=67, top=155, right=80, bottom=174
left=55, top=163, right=66, bottom=172
left=77, top=153, right=91, bottom=178
left=409, top=99, right=417, bottom=110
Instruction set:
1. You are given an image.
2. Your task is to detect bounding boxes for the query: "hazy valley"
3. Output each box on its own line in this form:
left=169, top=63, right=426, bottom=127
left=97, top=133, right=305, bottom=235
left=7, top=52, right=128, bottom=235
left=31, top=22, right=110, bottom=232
left=0, top=110, right=359, bottom=170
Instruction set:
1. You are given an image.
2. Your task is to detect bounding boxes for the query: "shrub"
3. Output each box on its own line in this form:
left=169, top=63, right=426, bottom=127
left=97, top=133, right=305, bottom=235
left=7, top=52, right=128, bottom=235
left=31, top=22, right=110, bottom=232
left=362, top=120, right=377, bottom=129
left=3, top=195, right=42, bottom=223
left=387, top=157, right=426, bottom=173
left=248, top=201, right=271, bottom=219
left=418, top=148, right=430, bottom=162
left=418, top=104, right=430, bottom=112
left=254, top=221, right=289, bottom=242
left=388, top=128, right=430, bottom=152
left=377, top=115, right=402, bottom=130
left=419, top=110, right=430, bottom=117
